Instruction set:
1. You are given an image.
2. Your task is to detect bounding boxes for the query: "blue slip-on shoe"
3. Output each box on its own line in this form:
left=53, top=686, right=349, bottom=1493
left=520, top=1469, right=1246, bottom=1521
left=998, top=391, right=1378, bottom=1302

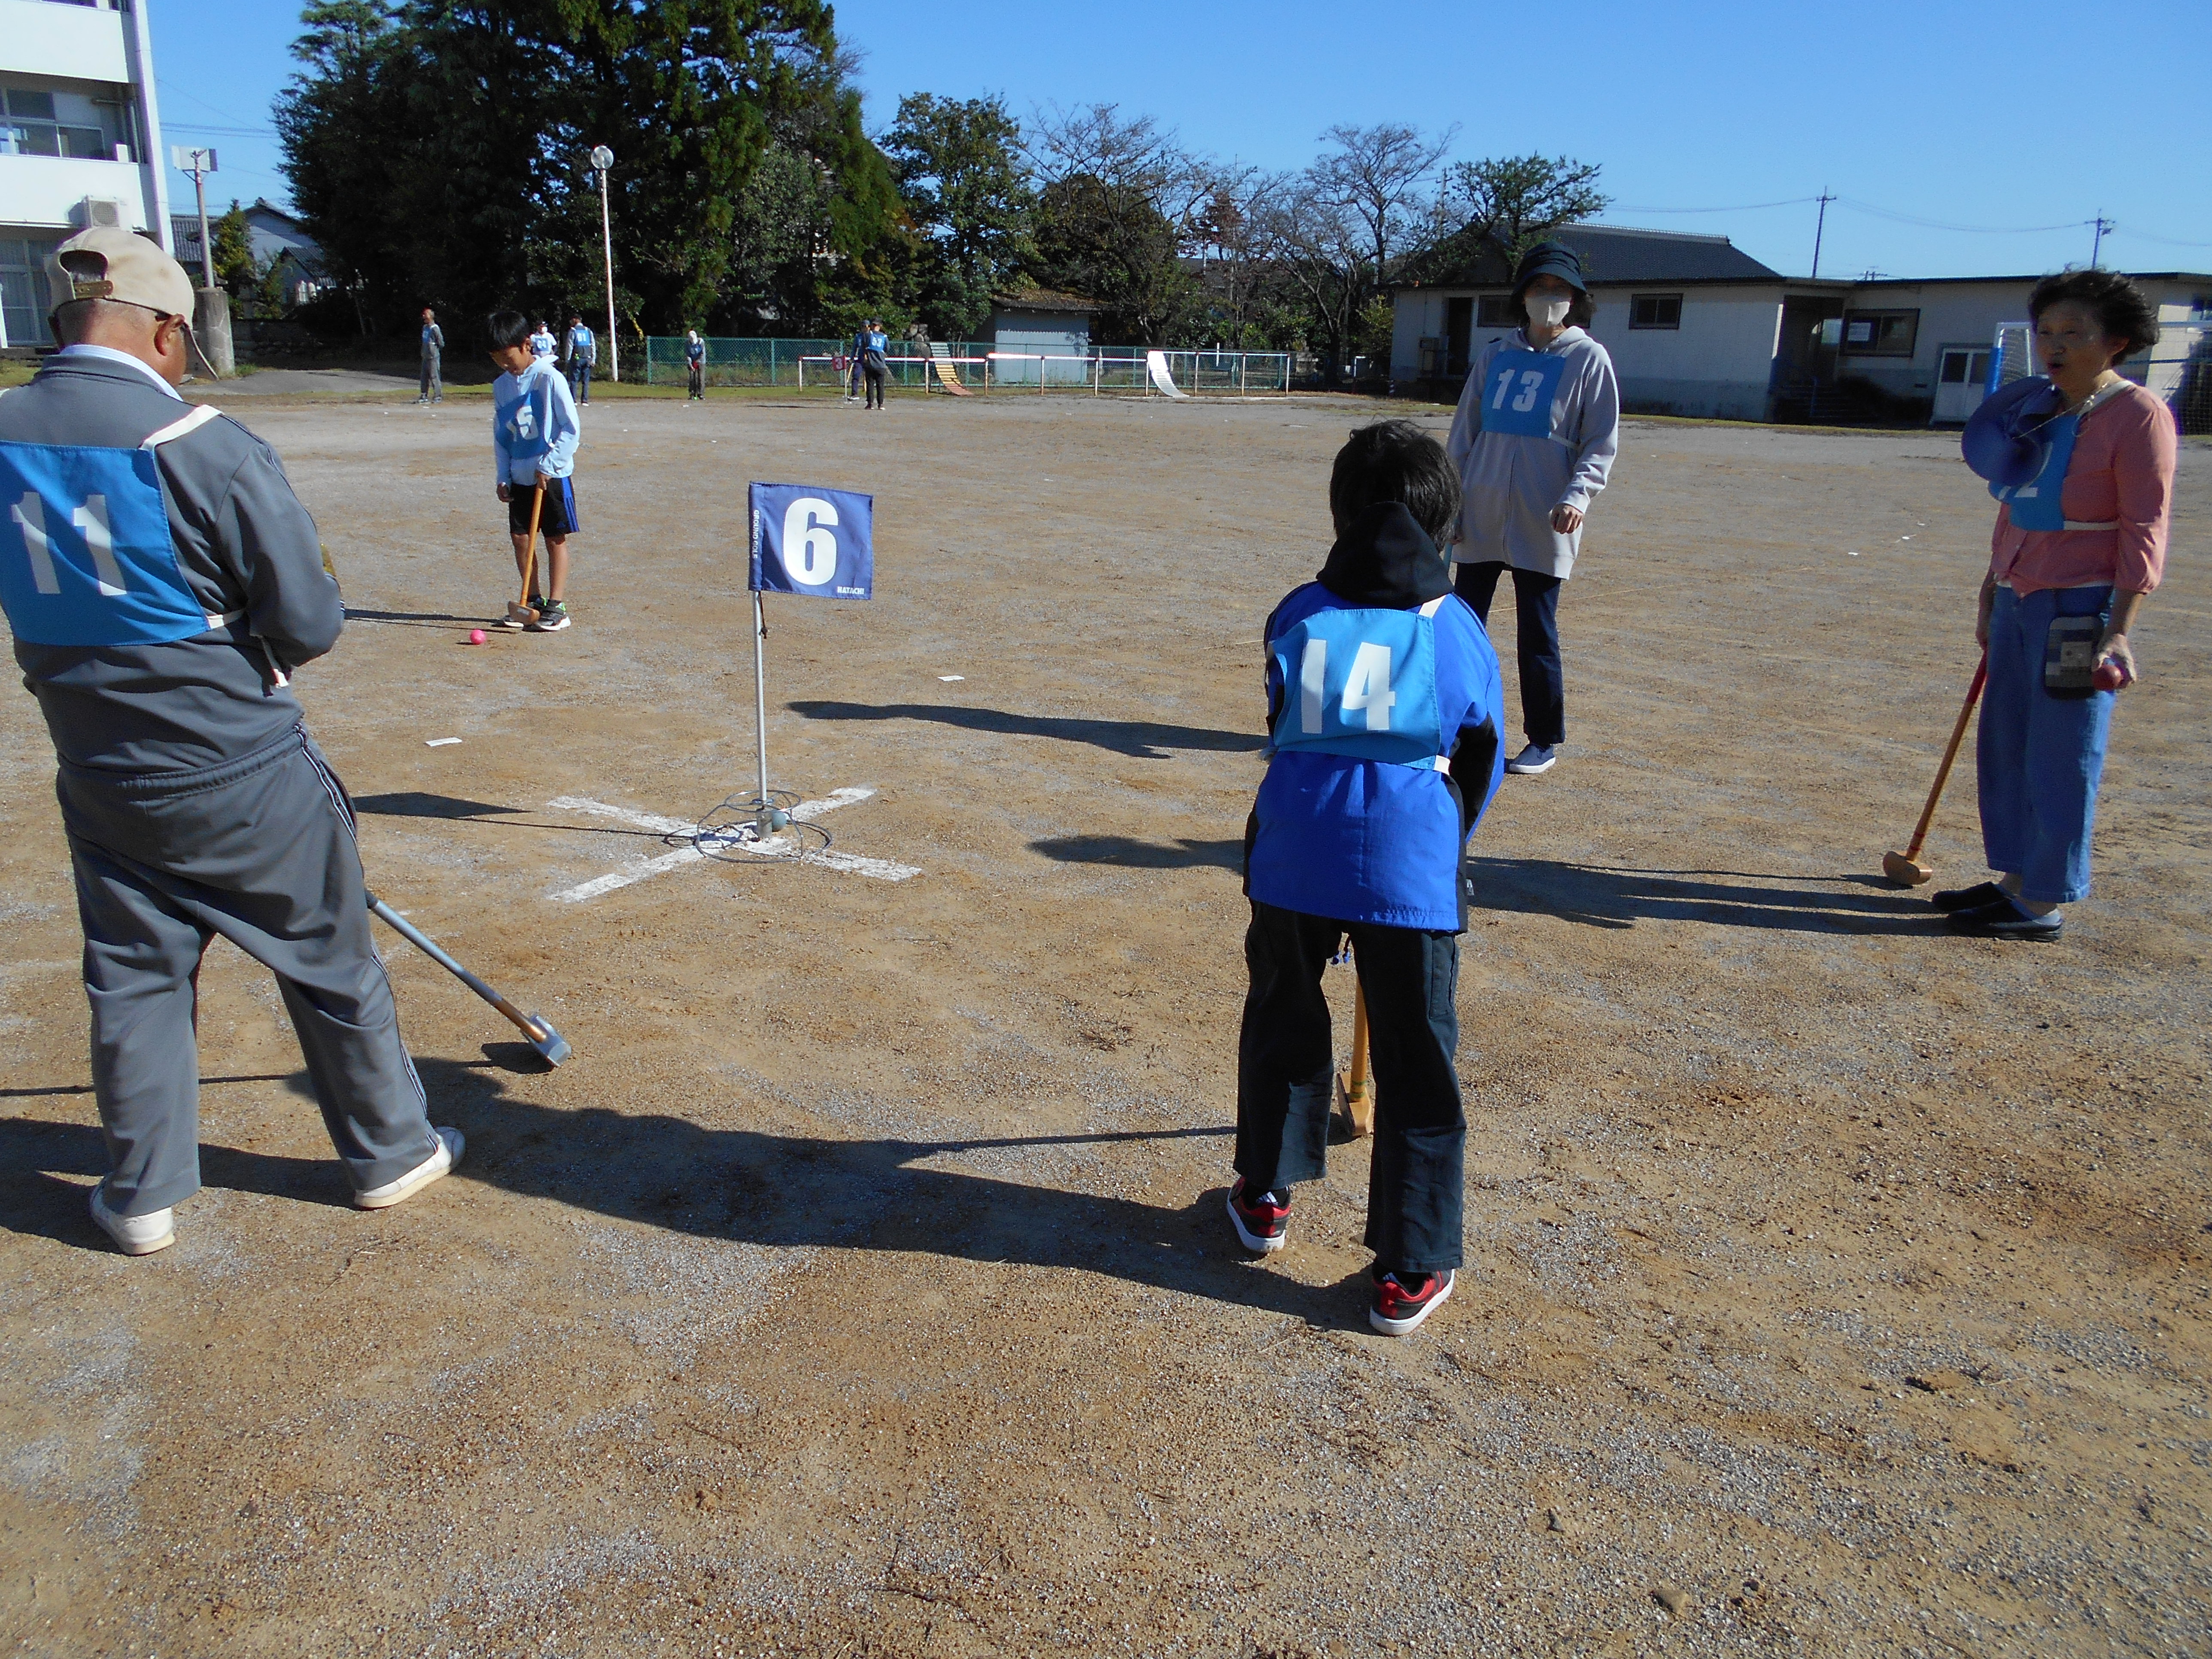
left=1505, top=744, right=1557, bottom=775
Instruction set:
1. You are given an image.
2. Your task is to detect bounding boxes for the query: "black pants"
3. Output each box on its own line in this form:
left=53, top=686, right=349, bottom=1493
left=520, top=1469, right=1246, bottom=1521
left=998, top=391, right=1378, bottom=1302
left=863, top=364, right=887, bottom=408
left=1235, top=902, right=1465, bottom=1274
left=1455, top=561, right=1565, bottom=746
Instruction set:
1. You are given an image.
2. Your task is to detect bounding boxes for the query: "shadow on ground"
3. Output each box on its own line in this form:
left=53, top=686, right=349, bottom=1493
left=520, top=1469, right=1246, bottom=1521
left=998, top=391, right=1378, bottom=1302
left=1468, top=857, right=1942, bottom=934
left=0, top=1058, right=1356, bottom=1323
left=788, top=701, right=1263, bottom=761
left=1031, top=835, right=1244, bottom=871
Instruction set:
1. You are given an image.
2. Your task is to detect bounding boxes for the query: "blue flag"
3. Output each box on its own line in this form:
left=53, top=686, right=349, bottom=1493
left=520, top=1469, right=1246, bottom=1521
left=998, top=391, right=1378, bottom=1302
left=749, top=483, right=873, bottom=599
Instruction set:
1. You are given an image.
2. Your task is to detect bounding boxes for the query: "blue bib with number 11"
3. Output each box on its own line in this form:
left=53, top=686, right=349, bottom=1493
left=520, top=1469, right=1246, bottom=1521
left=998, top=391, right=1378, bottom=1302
left=0, top=441, right=213, bottom=647
left=1268, top=602, right=1446, bottom=769
left=1481, top=349, right=1567, bottom=438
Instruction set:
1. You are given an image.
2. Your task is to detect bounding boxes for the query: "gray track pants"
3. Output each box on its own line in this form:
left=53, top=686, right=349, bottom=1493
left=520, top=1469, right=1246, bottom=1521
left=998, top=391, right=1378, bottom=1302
left=57, top=727, right=438, bottom=1215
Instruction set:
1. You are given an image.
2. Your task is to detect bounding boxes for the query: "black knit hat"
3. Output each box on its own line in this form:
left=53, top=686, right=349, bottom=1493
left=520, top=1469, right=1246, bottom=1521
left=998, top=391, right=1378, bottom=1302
left=1512, top=240, right=1588, bottom=297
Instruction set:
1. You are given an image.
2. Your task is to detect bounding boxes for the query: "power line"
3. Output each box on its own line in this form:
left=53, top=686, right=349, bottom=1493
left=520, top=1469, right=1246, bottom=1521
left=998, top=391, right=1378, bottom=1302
left=2105, top=225, right=2212, bottom=250
left=1833, top=198, right=2095, bottom=235
left=167, top=123, right=276, bottom=138
left=1610, top=198, right=1819, bottom=214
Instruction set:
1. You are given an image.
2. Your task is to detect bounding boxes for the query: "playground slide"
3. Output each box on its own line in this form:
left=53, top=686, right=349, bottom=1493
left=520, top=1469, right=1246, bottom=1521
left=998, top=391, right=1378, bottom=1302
left=929, top=343, right=975, bottom=396
left=1145, top=350, right=1190, bottom=399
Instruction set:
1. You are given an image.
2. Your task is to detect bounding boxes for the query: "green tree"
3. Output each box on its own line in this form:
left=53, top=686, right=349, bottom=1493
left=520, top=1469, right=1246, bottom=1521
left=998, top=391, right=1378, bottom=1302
left=881, top=93, right=1032, bottom=340
left=211, top=200, right=258, bottom=298
left=275, top=0, right=893, bottom=337
left=1438, top=154, right=1608, bottom=264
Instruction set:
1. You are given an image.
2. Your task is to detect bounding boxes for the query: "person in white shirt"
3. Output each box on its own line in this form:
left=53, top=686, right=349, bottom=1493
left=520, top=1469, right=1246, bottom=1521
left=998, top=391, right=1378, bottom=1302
left=529, top=320, right=557, bottom=362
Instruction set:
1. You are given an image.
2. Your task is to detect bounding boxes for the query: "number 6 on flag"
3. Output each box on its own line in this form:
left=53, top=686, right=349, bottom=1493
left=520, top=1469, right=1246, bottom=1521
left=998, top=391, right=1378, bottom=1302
left=749, top=482, right=874, bottom=600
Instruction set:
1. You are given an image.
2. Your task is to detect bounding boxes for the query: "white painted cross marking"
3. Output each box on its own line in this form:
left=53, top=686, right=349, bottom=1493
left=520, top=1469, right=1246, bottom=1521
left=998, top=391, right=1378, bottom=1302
left=544, top=788, right=920, bottom=903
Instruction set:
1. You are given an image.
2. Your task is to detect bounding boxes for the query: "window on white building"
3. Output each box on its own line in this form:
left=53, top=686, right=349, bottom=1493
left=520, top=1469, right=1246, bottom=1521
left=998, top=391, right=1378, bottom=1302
left=0, top=238, right=61, bottom=349
left=1475, top=294, right=1517, bottom=328
left=1629, top=293, right=1683, bottom=329
left=0, top=86, right=119, bottom=160
left=1840, top=309, right=1919, bottom=357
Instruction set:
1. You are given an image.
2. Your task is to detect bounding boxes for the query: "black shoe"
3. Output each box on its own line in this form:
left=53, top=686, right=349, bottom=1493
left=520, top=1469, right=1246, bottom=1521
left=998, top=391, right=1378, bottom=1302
left=1947, top=896, right=2062, bottom=940
left=1931, top=881, right=2006, bottom=913
left=527, top=599, right=571, bottom=632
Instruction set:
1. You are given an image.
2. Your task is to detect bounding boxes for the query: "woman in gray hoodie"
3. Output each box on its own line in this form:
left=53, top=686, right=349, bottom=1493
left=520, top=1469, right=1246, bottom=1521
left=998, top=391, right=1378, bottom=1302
left=1444, top=241, right=1620, bottom=775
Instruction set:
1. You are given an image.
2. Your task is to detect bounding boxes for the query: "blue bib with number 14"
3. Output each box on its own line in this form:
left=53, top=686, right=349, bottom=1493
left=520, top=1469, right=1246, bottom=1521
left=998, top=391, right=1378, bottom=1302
left=1481, top=349, right=1567, bottom=438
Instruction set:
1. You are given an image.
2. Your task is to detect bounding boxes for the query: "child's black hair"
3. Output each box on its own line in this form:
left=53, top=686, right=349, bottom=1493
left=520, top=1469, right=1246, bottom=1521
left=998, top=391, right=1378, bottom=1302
left=486, top=310, right=532, bottom=350
left=1328, top=420, right=1461, bottom=545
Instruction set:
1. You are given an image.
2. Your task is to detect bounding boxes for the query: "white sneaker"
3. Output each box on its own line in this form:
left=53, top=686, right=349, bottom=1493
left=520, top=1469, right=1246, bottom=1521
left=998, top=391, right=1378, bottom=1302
left=89, top=1186, right=175, bottom=1256
left=353, top=1127, right=465, bottom=1210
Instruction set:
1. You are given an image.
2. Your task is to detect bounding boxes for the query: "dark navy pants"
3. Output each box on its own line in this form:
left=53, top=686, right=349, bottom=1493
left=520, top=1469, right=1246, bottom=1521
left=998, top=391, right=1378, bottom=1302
left=1235, top=902, right=1465, bottom=1274
left=57, top=728, right=438, bottom=1214
left=1455, top=560, right=1565, bottom=746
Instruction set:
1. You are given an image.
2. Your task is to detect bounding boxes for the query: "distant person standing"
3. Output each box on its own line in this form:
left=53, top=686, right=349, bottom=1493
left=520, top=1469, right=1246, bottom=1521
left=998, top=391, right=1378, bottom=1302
left=530, top=319, right=557, bottom=363
left=1444, top=241, right=1620, bottom=776
left=861, top=318, right=889, bottom=411
left=563, top=313, right=595, bottom=405
left=846, top=321, right=868, bottom=403
left=684, top=329, right=705, bottom=401
left=417, top=307, right=444, bottom=404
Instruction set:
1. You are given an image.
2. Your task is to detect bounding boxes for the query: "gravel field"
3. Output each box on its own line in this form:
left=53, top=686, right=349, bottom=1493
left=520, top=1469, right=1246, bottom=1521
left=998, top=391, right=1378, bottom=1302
left=0, top=386, right=2206, bottom=1657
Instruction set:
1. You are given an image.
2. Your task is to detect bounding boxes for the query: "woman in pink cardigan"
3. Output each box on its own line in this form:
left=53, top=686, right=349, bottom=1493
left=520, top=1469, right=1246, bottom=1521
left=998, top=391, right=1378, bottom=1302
left=1939, top=270, right=2176, bottom=940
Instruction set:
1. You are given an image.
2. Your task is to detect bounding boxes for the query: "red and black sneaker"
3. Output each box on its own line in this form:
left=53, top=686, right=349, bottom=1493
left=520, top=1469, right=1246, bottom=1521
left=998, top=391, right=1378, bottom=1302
left=1226, top=1177, right=1290, bottom=1254
left=1369, top=1268, right=1455, bottom=1336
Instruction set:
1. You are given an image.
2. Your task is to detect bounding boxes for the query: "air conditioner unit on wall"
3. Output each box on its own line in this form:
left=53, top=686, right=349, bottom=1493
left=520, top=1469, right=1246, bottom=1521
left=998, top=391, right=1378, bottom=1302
left=76, top=198, right=129, bottom=231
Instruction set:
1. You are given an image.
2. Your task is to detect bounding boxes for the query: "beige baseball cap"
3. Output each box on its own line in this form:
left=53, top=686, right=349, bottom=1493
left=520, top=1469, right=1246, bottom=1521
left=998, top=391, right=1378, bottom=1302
left=46, top=227, right=195, bottom=319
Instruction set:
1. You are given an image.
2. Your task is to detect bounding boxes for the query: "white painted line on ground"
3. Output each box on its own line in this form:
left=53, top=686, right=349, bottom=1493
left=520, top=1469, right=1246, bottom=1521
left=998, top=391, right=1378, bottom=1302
left=938, top=674, right=964, bottom=681
left=543, top=789, right=918, bottom=902
left=425, top=737, right=462, bottom=747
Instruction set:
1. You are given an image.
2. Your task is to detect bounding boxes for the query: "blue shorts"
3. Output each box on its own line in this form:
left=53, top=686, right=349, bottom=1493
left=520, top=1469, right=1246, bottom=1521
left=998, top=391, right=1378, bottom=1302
left=508, top=476, right=580, bottom=538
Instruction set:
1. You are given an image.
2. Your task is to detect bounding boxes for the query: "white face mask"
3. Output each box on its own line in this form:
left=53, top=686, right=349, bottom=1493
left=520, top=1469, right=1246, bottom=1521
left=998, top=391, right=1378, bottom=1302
left=1525, top=293, right=1571, bottom=329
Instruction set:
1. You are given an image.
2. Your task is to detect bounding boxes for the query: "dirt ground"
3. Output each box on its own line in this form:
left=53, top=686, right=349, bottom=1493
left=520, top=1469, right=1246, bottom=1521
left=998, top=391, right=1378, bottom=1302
left=0, top=384, right=2206, bottom=1659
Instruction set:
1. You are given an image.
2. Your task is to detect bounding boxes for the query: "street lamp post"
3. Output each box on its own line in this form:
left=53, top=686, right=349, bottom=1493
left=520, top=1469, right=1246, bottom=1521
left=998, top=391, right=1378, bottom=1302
left=591, top=146, right=617, bottom=382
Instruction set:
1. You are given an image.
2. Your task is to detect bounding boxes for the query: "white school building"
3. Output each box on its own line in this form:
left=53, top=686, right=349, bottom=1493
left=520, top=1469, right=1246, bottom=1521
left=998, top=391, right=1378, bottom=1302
left=0, top=0, right=171, bottom=351
left=1391, top=224, right=2211, bottom=428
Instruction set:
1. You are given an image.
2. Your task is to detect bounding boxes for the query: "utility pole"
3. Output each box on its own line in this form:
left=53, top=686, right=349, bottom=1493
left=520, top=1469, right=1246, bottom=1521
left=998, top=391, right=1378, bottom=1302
left=169, top=144, right=231, bottom=376
left=2091, top=213, right=2113, bottom=267
left=171, top=145, right=216, bottom=286
left=591, top=146, right=617, bottom=382
left=1810, top=189, right=1836, bottom=280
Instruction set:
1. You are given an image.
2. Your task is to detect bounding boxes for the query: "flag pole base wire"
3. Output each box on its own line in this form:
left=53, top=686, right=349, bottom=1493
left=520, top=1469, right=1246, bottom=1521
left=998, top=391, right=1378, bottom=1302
left=687, top=790, right=832, bottom=863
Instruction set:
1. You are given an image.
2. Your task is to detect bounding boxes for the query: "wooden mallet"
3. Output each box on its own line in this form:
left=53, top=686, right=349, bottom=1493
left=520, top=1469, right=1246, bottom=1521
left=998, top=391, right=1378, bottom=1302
left=1333, top=980, right=1376, bottom=1139
left=1883, top=653, right=1988, bottom=887
left=505, top=480, right=546, bottom=628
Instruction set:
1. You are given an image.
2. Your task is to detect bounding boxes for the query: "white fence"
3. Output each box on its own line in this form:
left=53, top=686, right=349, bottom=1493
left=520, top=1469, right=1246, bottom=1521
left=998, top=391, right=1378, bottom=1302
left=787, top=348, right=1292, bottom=397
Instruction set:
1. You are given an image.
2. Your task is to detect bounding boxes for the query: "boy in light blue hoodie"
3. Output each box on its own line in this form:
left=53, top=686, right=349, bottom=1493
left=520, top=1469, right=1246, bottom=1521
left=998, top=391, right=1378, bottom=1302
left=488, top=308, right=582, bottom=632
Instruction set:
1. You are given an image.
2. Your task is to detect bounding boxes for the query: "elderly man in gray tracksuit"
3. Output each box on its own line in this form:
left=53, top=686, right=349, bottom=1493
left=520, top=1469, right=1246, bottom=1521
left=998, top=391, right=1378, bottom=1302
left=0, top=228, right=461, bottom=1257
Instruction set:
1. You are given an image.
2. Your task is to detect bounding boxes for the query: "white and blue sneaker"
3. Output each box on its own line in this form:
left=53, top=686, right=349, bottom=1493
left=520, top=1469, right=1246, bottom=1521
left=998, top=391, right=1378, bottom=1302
left=1505, top=744, right=1558, bottom=775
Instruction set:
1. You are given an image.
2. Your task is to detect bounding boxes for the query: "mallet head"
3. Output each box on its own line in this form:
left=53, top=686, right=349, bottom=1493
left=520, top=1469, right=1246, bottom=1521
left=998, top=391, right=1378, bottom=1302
left=523, top=1014, right=571, bottom=1067
left=1882, top=850, right=1933, bottom=887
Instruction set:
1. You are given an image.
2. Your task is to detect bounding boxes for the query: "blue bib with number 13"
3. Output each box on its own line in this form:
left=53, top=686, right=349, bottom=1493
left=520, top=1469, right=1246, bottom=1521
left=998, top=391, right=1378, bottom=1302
left=1482, top=349, right=1567, bottom=438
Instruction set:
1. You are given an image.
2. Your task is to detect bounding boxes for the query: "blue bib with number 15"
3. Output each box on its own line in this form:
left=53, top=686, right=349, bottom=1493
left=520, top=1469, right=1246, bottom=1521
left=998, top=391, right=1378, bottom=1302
left=1481, top=349, right=1567, bottom=438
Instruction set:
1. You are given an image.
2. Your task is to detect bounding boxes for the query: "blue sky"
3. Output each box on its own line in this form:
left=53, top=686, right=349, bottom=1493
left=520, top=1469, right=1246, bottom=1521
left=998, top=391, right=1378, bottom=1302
left=153, top=0, right=2212, bottom=280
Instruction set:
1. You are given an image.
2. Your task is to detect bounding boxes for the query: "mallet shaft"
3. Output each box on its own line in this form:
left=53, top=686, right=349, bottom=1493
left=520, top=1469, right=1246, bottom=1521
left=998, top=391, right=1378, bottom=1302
left=1902, top=654, right=1989, bottom=861
left=367, top=893, right=550, bottom=1043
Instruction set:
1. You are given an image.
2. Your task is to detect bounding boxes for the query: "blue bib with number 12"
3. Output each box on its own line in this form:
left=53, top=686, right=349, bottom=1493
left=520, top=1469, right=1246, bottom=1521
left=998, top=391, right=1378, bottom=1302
left=1481, top=349, right=1567, bottom=438
left=1268, top=602, right=1447, bottom=769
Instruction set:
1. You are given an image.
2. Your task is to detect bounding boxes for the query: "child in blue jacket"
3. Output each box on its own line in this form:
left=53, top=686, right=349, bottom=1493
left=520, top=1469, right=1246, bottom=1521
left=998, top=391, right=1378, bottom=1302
left=488, top=309, right=582, bottom=632
left=1231, top=420, right=1505, bottom=1335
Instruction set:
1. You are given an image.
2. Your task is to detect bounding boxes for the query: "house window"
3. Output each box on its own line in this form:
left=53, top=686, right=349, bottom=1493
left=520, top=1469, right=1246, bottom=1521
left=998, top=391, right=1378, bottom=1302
left=1840, top=309, right=1919, bottom=357
left=1475, top=294, right=1518, bottom=328
left=1629, top=293, right=1683, bottom=330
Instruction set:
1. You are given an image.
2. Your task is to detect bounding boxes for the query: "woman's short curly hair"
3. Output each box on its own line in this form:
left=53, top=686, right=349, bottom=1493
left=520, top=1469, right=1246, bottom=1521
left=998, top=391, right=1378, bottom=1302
left=2028, top=268, right=2160, bottom=359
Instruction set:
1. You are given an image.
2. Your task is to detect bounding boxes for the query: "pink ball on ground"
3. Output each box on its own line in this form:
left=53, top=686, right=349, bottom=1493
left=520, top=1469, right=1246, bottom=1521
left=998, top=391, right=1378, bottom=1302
left=468, top=629, right=487, bottom=645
